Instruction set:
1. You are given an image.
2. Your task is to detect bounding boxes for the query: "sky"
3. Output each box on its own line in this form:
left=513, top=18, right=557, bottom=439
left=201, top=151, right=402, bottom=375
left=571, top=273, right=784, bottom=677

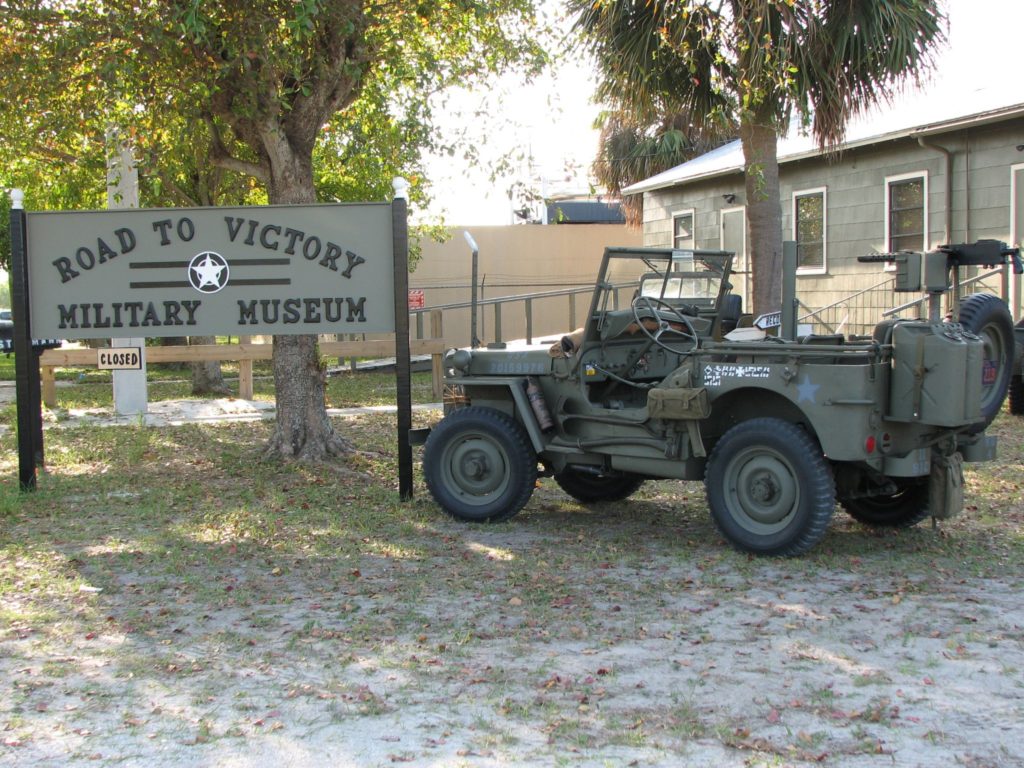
left=421, top=0, right=1024, bottom=227
left=419, top=3, right=602, bottom=226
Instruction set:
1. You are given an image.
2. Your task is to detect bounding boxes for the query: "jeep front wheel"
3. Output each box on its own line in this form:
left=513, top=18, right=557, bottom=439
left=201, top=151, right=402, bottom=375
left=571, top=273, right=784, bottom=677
left=424, top=406, right=537, bottom=523
left=705, top=418, right=835, bottom=556
left=554, top=468, right=645, bottom=503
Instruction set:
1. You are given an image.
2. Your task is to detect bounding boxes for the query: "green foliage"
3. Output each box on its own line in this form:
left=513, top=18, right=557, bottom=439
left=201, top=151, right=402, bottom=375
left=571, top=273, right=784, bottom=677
left=0, top=0, right=548, bottom=456
left=593, top=110, right=731, bottom=225
left=574, top=0, right=945, bottom=152
left=0, top=0, right=547, bottom=213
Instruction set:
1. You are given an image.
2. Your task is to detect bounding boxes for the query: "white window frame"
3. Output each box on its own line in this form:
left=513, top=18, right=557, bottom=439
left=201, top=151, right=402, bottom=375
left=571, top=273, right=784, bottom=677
left=1009, top=163, right=1024, bottom=319
left=671, top=207, right=696, bottom=250
left=1011, top=162, right=1024, bottom=248
left=883, top=170, right=929, bottom=265
left=792, top=186, right=827, bottom=275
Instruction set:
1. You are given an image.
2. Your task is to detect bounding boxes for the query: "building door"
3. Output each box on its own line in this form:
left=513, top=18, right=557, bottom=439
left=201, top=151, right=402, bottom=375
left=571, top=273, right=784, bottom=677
left=1012, top=165, right=1024, bottom=321
left=721, top=207, right=748, bottom=310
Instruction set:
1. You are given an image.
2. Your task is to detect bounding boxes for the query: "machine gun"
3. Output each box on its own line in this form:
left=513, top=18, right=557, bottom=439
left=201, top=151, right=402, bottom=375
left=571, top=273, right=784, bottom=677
left=857, top=239, right=1021, bottom=322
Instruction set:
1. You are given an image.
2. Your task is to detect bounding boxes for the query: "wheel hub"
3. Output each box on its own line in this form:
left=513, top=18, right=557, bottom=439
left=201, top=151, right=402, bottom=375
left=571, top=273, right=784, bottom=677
left=463, top=454, right=488, bottom=479
left=448, top=438, right=507, bottom=497
left=730, top=454, right=798, bottom=529
left=749, top=475, right=777, bottom=504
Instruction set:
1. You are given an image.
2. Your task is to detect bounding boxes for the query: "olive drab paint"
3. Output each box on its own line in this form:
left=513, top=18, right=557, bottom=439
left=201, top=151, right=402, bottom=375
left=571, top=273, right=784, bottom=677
left=26, top=203, right=395, bottom=339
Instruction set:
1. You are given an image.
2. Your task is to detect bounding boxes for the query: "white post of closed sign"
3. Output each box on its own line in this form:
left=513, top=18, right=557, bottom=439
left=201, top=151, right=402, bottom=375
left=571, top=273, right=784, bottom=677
left=97, top=347, right=143, bottom=370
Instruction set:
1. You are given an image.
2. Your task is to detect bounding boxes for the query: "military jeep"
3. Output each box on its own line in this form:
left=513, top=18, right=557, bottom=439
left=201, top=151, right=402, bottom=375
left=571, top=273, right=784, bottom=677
left=422, top=245, right=1014, bottom=556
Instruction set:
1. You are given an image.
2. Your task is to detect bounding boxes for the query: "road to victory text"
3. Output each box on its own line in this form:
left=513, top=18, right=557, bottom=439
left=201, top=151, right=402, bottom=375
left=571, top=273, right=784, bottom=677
left=49, top=214, right=369, bottom=330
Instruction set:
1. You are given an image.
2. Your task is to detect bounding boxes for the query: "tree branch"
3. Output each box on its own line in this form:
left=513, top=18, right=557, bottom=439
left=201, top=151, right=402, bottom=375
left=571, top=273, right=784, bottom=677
left=205, top=116, right=270, bottom=184
left=153, top=170, right=201, bottom=207
left=285, top=6, right=370, bottom=146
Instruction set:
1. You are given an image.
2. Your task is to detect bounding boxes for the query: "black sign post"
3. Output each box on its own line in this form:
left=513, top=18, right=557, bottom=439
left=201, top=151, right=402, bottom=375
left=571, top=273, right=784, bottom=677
left=391, top=179, right=413, bottom=500
left=9, top=190, right=42, bottom=489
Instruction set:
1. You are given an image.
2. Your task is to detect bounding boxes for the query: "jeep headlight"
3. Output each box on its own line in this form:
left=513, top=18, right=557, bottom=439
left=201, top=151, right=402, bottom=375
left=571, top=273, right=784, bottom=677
left=446, top=348, right=472, bottom=372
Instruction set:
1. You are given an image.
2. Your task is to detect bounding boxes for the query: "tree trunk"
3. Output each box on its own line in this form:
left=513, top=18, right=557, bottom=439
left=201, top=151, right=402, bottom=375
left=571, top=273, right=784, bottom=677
left=739, top=115, right=783, bottom=316
left=263, top=333, right=352, bottom=459
left=262, top=136, right=353, bottom=460
left=160, top=335, right=188, bottom=371
left=189, top=335, right=229, bottom=395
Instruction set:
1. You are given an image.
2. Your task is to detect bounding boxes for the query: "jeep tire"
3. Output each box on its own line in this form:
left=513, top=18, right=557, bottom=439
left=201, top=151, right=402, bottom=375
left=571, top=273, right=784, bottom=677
left=958, top=293, right=1014, bottom=429
left=840, top=477, right=930, bottom=528
left=554, top=468, right=645, bottom=503
left=705, top=418, right=834, bottom=556
left=423, top=406, right=537, bottom=523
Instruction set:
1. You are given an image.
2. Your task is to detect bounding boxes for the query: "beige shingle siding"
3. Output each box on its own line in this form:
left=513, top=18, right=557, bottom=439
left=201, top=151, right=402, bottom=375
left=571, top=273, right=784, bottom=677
left=639, top=117, right=1024, bottom=321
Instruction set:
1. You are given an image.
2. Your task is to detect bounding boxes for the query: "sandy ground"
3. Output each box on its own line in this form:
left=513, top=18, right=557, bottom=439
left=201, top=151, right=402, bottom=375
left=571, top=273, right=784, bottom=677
left=3, top=501, right=1023, bottom=767
left=0, top=385, right=438, bottom=429
left=1, top=393, right=1022, bottom=766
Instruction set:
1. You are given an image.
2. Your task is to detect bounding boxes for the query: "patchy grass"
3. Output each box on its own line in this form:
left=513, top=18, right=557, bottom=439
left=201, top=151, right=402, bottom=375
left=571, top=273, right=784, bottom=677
left=0, top=405, right=1023, bottom=765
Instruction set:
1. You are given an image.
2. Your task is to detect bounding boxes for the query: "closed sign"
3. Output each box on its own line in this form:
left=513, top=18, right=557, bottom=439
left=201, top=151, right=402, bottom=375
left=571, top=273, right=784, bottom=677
left=97, top=347, right=143, bottom=370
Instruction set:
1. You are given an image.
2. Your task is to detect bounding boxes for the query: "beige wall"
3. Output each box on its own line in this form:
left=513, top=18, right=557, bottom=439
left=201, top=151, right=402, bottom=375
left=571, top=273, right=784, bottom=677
left=411, top=224, right=641, bottom=348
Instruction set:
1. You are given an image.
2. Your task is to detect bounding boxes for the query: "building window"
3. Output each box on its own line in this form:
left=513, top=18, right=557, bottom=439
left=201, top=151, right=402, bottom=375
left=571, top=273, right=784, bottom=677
left=673, top=210, right=695, bottom=250
left=793, top=187, right=826, bottom=273
left=885, top=172, right=928, bottom=253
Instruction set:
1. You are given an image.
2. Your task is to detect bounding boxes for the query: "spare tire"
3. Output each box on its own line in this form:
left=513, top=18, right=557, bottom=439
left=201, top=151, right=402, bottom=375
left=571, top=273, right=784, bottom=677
left=958, top=293, right=1014, bottom=430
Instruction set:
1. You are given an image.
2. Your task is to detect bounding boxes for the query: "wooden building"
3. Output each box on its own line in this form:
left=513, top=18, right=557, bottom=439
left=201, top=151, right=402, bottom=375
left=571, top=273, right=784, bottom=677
left=625, top=86, right=1024, bottom=326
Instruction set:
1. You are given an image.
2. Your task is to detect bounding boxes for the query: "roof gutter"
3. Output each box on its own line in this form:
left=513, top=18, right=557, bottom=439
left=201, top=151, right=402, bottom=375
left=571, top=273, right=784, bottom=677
left=627, top=103, right=1024, bottom=198
left=915, top=136, right=953, bottom=245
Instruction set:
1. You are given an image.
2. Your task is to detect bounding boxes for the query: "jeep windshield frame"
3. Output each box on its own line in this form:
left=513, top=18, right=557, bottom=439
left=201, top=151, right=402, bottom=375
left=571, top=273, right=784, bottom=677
left=587, top=247, right=734, bottom=342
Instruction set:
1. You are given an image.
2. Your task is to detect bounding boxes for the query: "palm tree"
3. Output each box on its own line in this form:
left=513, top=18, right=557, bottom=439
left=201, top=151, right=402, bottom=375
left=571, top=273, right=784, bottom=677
left=593, top=110, right=730, bottom=226
left=572, top=0, right=945, bottom=313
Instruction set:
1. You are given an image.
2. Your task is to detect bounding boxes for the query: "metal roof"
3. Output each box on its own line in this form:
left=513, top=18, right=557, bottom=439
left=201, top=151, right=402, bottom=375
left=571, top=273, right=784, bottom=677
left=546, top=199, right=625, bottom=224
left=623, top=82, right=1024, bottom=196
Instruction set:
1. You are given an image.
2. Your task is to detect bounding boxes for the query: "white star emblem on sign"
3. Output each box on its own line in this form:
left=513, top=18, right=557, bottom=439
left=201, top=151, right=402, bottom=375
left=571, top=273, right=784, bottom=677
left=188, top=251, right=230, bottom=294
left=796, top=374, right=820, bottom=404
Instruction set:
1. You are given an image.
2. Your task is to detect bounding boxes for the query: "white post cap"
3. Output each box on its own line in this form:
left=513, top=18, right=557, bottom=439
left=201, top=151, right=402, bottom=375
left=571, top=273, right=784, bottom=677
left=10, top=188, right=24, bottom=209
left=392, top=177, right=410, bottom=201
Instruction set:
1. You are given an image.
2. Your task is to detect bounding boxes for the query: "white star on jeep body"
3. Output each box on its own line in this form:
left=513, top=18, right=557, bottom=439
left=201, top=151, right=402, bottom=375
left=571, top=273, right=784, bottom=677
left=796, top=374, right=820, bottom=404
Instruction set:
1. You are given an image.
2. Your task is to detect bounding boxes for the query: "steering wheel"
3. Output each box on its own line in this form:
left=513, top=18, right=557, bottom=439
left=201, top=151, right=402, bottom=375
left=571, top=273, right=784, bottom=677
left=630, top=296, right=697, bottom=352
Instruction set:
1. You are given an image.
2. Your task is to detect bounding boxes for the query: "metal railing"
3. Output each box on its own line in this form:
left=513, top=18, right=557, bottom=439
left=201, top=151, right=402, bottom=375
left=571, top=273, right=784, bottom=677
left=411, top=265, right=1012, bottom=348
left=882, top=268, right=1004, bottom=321
left=410, top=284, right=633, bottom=345
left=796, top=277, right=896, bottom=337
left=797, top=267, right=1009, bottom=337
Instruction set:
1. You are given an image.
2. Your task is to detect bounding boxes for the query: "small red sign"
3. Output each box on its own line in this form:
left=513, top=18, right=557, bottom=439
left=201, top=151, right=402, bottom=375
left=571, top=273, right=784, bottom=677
left=982, top=360, right=997, bottom=386
left=408, top=289, right=425, bottom=310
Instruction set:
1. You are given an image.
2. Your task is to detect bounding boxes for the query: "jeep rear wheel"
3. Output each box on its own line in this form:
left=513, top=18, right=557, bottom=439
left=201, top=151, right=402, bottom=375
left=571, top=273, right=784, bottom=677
left=1010, top=375, right=1024, bottom=416
left=958, top=293, right=1014, bottom=430
left=423, top=406, right=537, bottom=523
left=554, top=468, right=645, bottom=503
left=705, top=418, right=835, bottom=556
left=1009, top=319, right=1024, bottom=416
left=841, top=478, right=929, bottom=528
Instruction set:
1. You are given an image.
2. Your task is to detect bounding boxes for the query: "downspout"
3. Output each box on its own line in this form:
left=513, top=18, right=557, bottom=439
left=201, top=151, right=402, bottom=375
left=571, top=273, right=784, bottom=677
left=916, top=135, right=956, bottom=312
left=916, top=136, right=953, bottom=245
